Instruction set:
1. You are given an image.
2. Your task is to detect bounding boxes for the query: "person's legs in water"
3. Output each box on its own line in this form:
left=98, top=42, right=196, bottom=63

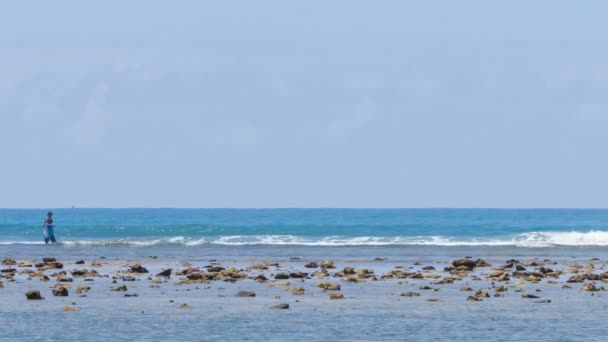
left=47, top=228, right=56, bottom=243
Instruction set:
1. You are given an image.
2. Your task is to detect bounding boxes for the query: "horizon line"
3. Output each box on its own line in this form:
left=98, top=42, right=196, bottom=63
left=2, top=207, right=608, bottom=210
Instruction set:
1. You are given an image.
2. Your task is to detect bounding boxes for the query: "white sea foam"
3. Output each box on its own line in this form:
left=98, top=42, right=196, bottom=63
left=5, top=231, right=608, bottom=247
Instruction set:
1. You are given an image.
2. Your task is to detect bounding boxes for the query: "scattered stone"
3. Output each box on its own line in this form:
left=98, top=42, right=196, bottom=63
left=495, top=285, right=508, bottom=292
left=1, top=258, right=16, bottom=266
left=535, top=299, right=552, bottom=303
left=291, top=287, right=305, bottom=295
left=64, top=305, right=77, bottom=311
left=467, top=296, right=483, bottom=301
left=155, top=269, right=172, bottom=277
left=451, top=259, right=477, bottom=270
left=289, top=272, right=308, bottom=279
left=460, top=286, right=474, bottom=292
left=110, top=285, right=128, bottom=291
left=235, top=291, right=256, bottom=297
left=274, top=273, right=290, bottom=280
left=581, top=283, right=604, bottom=292
left=75, top=286, right=90, bottom=294
left=329, top=293, right=345, bottom=300
left=475, top=290, right=490, bottom=298
left=304, top=262, right=319, bottom=268
left=130, top=264, right=149, bottom=273
left=180, top=303, right=192, bottom=309
left=521, top=294, right=540, bottom=299
left=401, top=292, right=420, bottom=297
left=271, top=303, right=289, bottom=309
left=75, top=260, right=85, bottom=265
left=316, top=282, right=341, bottom=291
left=53, top=285, right=69, bottom=296
left=124, top=293, right=139, bottom=297
left=254, top=275, right=268, bottom=282
left=25, top=290, right=43, bottom=300
left=320, top=261, right=335, bottom=269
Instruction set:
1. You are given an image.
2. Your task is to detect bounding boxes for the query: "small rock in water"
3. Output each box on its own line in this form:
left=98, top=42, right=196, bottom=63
left=180, top=303, right=192, bottom=309
left=235, top=291, right=256, bottom=297
left=271, top=303, right=290, bottom=309
left=521, top=294, right=540, bottom=299
left=52, top=285, right=69, bottom=297
left=110, top=285, right=128, bottom=291
left=329, top=293, right=345, bottom=300
left=467, top=296, right=483, bottom=302
left=535, top=299, right=551, bottom=304
left=155, top=269, right=172, bottom=277
left=75, top=260, right=85, bottom=265
left=63, top=305, right=78, bottom=311
left=401, top=292, right=420, bottom=297
left=25, top=290, right=44, bottom=300
left=130, top=264, right=149, bottom=273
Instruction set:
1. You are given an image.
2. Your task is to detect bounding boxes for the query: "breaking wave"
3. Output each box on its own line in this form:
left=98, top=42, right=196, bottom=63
left=4, top=231, right=608, bottom=247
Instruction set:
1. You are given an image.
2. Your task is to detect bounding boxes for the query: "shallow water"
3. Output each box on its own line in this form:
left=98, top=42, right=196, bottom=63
left=2, top=209, right=608, bottom=341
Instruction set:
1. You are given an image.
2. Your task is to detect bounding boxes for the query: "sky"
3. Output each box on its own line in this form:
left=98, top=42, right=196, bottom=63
left=1, top=1, right=608, bottom=208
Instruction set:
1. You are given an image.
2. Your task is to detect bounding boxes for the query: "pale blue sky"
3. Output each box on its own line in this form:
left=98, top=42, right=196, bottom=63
left=1, top=1, right=608, bottom=208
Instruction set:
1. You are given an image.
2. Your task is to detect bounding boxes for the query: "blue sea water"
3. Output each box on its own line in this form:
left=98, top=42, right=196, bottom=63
left=2, top=208, right=608, bottom=247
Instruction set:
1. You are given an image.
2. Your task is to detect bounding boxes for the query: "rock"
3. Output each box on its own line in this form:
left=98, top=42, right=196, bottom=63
left=495, top=285, right=508, bottom=292
left=124, top=293, right=139, bottom=297
left=53, top=286, right=69, bottom=296
left=130, top=264, right=149, bottom=273
left=180, top=303, right=192, bottom=309
left=343, top=267, right=356, bottom=275
left=56, top=276, right=73, bottom=282
left=63, top=305, right=77, bottom=311
left=304, top=262, right=319, bottom=268
left=582, top=283, right=604, bottom=292
left=521, top=294, right=540, bottom=299
left=1, top=268, right=16, bottom=273
left=475, top=290, right=490, bottom=298
left=422, top=266, right=436, bottom=271
left=329, top=293, right=345, bottom=300
left=320, top=261, right=335, bottom=269
left=562, top=285, right=572, bottom=289
left=400, top=292, right=420, bottom=297
left=155, top=269, right=172, bottom=277
left=291, top=287, right=305, bottom=295
left=460, top=286, right=474, bottom=292
left=207, top=266, right=226, bottom=273
left=75, top=286, right=90, bottom=294
left=110, top=285, right=128, bottom=291
left=516, top=265, right=527, bottom=271
left=316, top=282, right=341, bottom=291
left=289, top=272, right=308, bottom=279
left=235, top=291, right=256, bottom=297
left=467, top=296, right=483, bottom=301
left=25, top=290, right=43, bottom=300
left=75, top=260, right=85, bottom=265
left=42, top=257, right=56, bottom=263
left=419, top=286, right=434, bottom=290
left=374, top=257, right=386, bottom=261
left=451, top=259, right=477, bottom=270
left=475, top=259, right=491, bottom=267
left=254, top=275, right=268, bottom=282
left=535, top=299, right=552, bottom=303
left=1, top=258, right=16, bottom=265
left=274, top=273, right=290, bottom=280
left=271, top=303, right=289, bottom=309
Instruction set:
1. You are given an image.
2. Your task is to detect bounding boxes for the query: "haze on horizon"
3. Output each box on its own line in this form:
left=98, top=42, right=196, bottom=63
left=1, top=1, right=608, bottom=208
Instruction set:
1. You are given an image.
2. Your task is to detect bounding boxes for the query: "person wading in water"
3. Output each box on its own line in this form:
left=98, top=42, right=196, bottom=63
left=43, top=211, right=56, bottom=244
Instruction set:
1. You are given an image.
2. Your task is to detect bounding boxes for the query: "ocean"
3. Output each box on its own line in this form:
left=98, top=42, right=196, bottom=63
left=3, top=208, right=608, bottom=248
